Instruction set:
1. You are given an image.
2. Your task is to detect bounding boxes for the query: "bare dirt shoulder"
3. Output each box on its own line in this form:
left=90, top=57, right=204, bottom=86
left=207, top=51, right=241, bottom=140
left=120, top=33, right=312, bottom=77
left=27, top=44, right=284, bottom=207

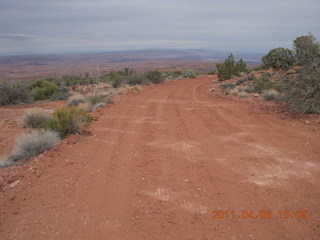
left=1, top=76, right=320, bottom=240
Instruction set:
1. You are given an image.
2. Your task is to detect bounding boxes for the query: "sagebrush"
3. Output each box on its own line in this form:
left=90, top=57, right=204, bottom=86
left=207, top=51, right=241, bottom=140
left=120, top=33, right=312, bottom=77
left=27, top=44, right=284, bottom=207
left=23, top=108, right=49, bottom=128
left=0, top=130, right=60, bottom=167
left=43, top=107, right=92, bottom=138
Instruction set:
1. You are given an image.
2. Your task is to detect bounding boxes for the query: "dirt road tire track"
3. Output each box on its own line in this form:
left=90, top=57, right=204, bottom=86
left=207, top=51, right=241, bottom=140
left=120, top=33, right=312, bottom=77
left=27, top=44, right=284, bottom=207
left=1, top=75, right=320, bottom=239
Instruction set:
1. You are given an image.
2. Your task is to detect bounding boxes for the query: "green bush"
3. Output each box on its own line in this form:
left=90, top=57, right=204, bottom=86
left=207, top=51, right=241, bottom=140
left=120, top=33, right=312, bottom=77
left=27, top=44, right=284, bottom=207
left=112, top=75, right=126, bottom=88
left=293, top=33, right=320, bottom=68
left=164, top=71, right=183, bottom=78
left=0, top=130, right=60, bottom=166
left=50, top=85, right=69, bottom=101
left=261, top=47, right=295, bottom=70
left=252, top=74, right=275, bottom=93
left=28, top=80, right=60, bottom=100
left=235, top=78, right=249, bottom=85
left=207, top=69, right=218, bottom=75
left=43, top=107, right=92, bottom=138
left=127, top=73, right=146, bottom=85
left=216, top=54, right=247, bottom=81
left=280, top=69, right=320, bottom=114
left=0, top=82, right=33, bottom=106
left=87, top=95, right=105, bottom=106
left=146, top=70, right=164, bottom=83
left=182, top=69, right=197, bottom=78
left=23, top=108, right=49, bottom=128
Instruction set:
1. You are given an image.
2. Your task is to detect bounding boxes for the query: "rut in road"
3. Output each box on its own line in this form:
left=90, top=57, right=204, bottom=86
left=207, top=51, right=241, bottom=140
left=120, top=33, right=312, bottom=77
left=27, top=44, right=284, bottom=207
left=1, top=75, right=320, bottom=240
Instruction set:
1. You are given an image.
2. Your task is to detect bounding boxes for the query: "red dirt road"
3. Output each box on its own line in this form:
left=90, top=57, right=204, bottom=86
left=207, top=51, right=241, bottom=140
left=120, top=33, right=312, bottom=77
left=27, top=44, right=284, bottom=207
left=1, top=76, right=320, bottom=239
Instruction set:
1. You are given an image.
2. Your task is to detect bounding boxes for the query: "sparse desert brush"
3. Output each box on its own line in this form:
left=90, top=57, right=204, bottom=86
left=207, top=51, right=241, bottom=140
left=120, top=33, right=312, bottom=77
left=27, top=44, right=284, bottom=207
left=253, top=75, right=275, bottom=93
left=238, top=86, right=254, bottom=93
left=216, top=54, right=247, bottom=81
left=261, top=89, right=280, bottom=101
left=207, top=69, right=218, bottom=75
left=0, top=82, right=33, bottom=106
left=22, top=108, right=49, bottom=128
left=182, top=69, right=197, bottom=78
left=280, top=69, right=320, bottom=114
left=93, top=102, right=106, bottom=110
left=0, top=130, right=60, bottom=167
left=229, top=88, right=240, bottom=95
left=235, top=78, right=249, bottom=85
left=133, top=85, right=142, bottom=93
left=238, top=91, right=250, bottom=98
left=127, top=73, right=146, bottom=85
left=87, top=94, right=105, bottom=106
left=106, top=98, right=113, bottom=104
left=28, top=80, right=60, bottom=100
left=50, top=86, right=69, bottom=101
left=43, top=107, right=92, bottom=138
left=145, top=70, right=164, bottom=84
left=68, top=94, right=85, bottom=107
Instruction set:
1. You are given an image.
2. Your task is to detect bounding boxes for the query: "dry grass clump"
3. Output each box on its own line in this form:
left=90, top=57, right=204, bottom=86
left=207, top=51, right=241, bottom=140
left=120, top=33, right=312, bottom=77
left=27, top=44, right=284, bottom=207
left=22, top=108, right=49, bottom=128
left=68, top=94, right=85, bottom=107
left=261, top=89, right=280, bottom=101
left=43, top=107, right=92, bottom=138
left=0, top=130, right=60, bottom=167
left=238, top=92, right=250, bottom=98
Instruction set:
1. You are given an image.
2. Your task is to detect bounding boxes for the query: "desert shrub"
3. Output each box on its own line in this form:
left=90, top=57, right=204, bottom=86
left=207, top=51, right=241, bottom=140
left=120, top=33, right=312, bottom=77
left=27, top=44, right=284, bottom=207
left=261, top=89, right=280, bottom=101
left=252, top=75, right=275, bottom=93
left=127, top=73, right=145, bottom=85
left=43, top=107, right=92, bottom=138
left=23, top=108, right=49, bottom=128
left=235, top=78, right=249, bottom=85
left=238, top=85, right=255, bottom=93
left=88, top=95, right=105, bottom=106
left=216, top=54, right=247, bottom=81
left=293, top=33, right=320, bottom=68
left=94, top=102, right=106, bottom=109
left=0, top=82, right=33, bottom=106
left=164, top=70, right=183, bottom=78
left=68, top=94, right=85, bottom=107
left=28, top=80, right=60, bottom=100
left=280, top=69, right=320, bottom=114
left=253, top=65, right=269, bottom=71
left=182, top=69, right=197, bottom=78
left=112, top=75, right=126, bottom=88
left=146, top=70, right=164, bottom=83
left=50, top=85, right=69, bottom=100
left=1, top=130, right=60, bottom=166
left=238, top=92, right=250, bottom=98
left=106, top=98, right=113, bottom=104
left=207, top=69, right=218, bottom=75
left=229, top=88, right=240, bottom=95
left=262, top=47, right=295, bottom=70
left=219, top=83, right=235, bottom=90
left=219, top=83, right=235, bottom=95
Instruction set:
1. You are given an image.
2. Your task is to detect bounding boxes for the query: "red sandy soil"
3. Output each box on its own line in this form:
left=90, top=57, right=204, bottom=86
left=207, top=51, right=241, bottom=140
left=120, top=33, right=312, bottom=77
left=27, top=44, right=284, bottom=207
left=1, top=75, right=320, bottom=239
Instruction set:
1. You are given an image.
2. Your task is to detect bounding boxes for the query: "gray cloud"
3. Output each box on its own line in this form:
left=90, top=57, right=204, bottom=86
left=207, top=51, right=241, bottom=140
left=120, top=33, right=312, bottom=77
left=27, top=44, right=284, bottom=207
left=0, top=0, right=319, bottom=55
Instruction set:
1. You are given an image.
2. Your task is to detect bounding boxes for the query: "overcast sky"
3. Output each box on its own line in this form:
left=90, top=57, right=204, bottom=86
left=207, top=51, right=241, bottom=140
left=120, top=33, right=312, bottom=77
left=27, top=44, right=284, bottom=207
left=0, top=0, right=319, bottom=56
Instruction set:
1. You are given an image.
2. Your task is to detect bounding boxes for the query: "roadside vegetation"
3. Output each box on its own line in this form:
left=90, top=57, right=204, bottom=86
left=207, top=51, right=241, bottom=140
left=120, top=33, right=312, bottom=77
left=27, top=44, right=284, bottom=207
left=0, top=130, right=60, bottom=168
left=0, top=67, right=200, bottom=167
left=0, top=68, right=198, bottom=107
left=216, top=54, right=247, bottom=81
left=215, top=33, right=320, bottom=115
